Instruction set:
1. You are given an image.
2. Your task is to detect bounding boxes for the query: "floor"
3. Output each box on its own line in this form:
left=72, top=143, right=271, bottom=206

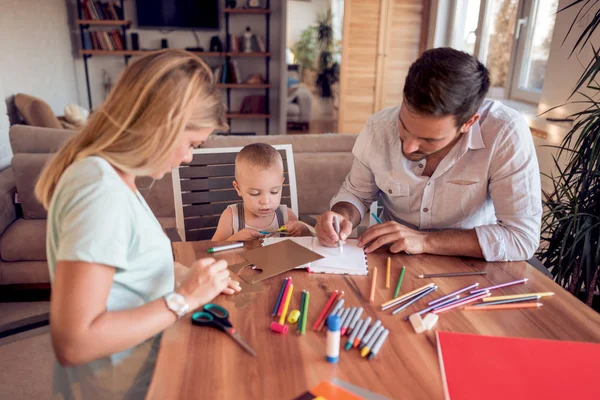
left=0, top=302, right=53, bottom=399
left=287, top=89, right=338, bottom=135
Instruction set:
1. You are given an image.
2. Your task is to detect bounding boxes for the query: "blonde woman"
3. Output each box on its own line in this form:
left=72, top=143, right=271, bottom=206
left=35, top=49, right=240, bottom=399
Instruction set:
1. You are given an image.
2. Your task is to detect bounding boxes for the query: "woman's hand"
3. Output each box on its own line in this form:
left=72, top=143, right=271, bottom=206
left=176, top=257, right=233, bottom=311
left=228, top=228, right=264, bottom=242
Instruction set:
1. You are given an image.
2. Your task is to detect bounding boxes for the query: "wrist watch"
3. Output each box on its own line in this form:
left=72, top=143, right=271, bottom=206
left=164, top=292, right=190, bottom=319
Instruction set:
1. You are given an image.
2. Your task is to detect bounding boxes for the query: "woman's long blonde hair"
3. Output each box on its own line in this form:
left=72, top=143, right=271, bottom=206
left=35, top=49, right=227, bottom=209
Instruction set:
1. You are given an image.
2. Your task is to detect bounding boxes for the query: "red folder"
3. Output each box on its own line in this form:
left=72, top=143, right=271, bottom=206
left=437, top=331, right=600, bottom=400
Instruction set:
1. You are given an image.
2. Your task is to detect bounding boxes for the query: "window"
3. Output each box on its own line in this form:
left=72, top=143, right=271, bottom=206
left=449, top=0, right=559, bottom=104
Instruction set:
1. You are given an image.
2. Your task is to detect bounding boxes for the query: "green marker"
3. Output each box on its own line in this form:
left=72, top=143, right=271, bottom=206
left=297, top=291, right=306, bottom=333
left=207, top=242, right=244, bottom=253
left=300, top=290, right=309, bottom=335
left=394, top=266, right=406, bottom=298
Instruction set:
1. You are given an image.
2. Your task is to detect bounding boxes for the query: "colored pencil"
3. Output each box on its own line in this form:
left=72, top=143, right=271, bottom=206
left=369, top=267, right=378, bottom=302
left=465, top=302, right=543, bottom=311
left=317, top=291, right=345, bottom=332
left=276, top=278, right=292, bottom=316
left=312, top=290, right=338, bottom=331
left=272, top=277, right=289, bottom=316
left=386, top=257, right=391, bottom=289
left=297, top=291, right=306, bottom=333
left=473, top=295, right=541, bottom=307
left=404, top=295, right=460, bottom=320
left=483, top=292, right=555, bottom=302
left=279, top=284, right=294, bottom=325
left=371, top=212, right=383, bottom=224
left=300, top=291, right=309, bottom=335
left=432, top=291, right=491, bottom=314
left=391, top=286, right=437, bottom=315
left=428, top=283, right=480, bottom=306
left=418, top=271, right=487, bottom=278
left=393, top=266, right=406, bottom=298
left=381, top=283, right=436, bottom=309
left=433, top=290, right=491, bottom=310
left=471, top=278, right=528, bottom=294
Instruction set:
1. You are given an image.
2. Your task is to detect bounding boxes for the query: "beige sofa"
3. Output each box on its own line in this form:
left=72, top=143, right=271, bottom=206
left=0, top=125, right=358, bottom=287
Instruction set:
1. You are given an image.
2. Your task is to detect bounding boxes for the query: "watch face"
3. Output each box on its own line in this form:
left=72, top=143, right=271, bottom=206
left=167, top=293, right=188, bottom=316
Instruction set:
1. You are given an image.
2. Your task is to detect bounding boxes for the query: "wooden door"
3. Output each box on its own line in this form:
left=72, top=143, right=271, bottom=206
left=338, top=0, right=430, bottom=134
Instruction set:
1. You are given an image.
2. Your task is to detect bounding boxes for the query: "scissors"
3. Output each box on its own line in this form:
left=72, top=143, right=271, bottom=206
left=191, top=303, right=257, bottom=356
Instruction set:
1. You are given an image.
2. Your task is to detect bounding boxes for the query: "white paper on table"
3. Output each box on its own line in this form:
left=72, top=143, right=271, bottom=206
left=262, top=237, right=368, bottom=275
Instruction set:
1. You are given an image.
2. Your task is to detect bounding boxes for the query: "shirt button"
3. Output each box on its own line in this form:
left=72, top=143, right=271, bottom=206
left=418, top=164, right=424, bottom=168
left=388, top=189, right=393, bottom=194
left=423, top=208, right=429, bottom=212
left=427, top=182, right=431, bottom=186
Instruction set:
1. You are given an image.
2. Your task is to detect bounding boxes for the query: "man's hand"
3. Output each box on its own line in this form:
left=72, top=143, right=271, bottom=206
left=315, top=211, right=353, bottom=247
left=358, top=221, right=428, bottom=254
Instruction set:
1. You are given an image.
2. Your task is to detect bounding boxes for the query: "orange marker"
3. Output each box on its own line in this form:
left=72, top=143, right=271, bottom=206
left=385, top=257, right=391, bottom=289
left=464, top=302, right=543, bottom=311
left=369, top=267, right=378, bottom=302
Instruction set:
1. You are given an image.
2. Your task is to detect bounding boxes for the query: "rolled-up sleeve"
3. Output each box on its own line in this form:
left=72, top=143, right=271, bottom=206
left=330, top=119, right=380, bottom=218
left=475, top=117, right=542, bottom=261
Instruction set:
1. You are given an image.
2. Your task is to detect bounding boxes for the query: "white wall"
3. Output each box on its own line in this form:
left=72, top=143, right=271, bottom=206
left=0, top=0, right=81, bottom=170
left=538, top=0, right=600, bottom=118
left=76, top=0, right=286, bottom=135
left=286, top=0, right=331, bottom=48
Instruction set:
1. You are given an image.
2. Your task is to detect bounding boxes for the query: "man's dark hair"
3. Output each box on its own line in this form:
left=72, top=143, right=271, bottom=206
left=403, top=47, right=490, bottom=127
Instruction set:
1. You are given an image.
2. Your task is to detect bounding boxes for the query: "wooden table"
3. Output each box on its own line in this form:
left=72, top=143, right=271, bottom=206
left=147, top=241, right=600, bottom=399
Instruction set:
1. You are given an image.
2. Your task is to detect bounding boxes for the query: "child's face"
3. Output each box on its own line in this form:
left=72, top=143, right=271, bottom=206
left=234, top=163, right=285, bottom=218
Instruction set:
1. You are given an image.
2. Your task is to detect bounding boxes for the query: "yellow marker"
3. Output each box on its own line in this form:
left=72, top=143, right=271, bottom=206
left=381, top=283, right=435, bottom=308
left=360, top=346, right=371, bottom=358
left=279, top=284, right=294, bottom=325
left=287, top=310, right=300, bottom=324
left=386, top=257, right=391, bottom=289
left=483, top=292, right=555, bottom=302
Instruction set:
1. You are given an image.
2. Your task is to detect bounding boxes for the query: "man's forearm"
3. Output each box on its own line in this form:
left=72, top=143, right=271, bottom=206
left=423, top=229, right=484, bottom=259
left=331, top=202, right=362, bottom=228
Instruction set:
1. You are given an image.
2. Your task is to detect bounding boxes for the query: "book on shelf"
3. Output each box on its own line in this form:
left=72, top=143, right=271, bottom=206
left=82, top=1, right=122, bottom=20
left=85, top=30, right=124, bottom=51
left=256, top=36, right=266, bottom=52
left=239, top=95, right=266, bottom=114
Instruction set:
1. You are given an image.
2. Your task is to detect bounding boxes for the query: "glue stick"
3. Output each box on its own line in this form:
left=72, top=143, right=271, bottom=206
left=326, top=314, right=341, bottom=363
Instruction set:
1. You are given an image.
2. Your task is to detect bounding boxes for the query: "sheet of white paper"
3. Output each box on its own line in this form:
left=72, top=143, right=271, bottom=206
left=262, top=237, right=367, bottom=275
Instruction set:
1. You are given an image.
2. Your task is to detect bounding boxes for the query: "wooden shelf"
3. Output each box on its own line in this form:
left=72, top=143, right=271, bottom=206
left=76, top=19, right=130, bottom=26
left=227, top=52, right=271, bottom=57
left=79, top=50, right=224, bottom=57
left=224, top=8, right=271, bottom=14
left=226, top=113, right=271, bottom=120
left=216, top=84, right=270, bottom=89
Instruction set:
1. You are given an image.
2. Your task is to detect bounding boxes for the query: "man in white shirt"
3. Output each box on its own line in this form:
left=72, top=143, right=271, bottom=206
left=316, top=48, right=541, bottom=262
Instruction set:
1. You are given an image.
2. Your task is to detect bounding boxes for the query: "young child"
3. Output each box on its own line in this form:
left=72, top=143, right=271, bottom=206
left=212, top=143, right=312, bottom=241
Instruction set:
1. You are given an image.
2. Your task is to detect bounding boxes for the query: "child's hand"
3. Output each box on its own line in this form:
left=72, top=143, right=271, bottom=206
left=286, top=221, right=311, bottom=237
left=229, top=228, right=264, bottom=241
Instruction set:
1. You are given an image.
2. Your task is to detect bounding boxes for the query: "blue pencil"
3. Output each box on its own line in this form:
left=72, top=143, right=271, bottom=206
left=272, top=277, right=289, bottom=316
left=371, top=212, right=383, bottom=224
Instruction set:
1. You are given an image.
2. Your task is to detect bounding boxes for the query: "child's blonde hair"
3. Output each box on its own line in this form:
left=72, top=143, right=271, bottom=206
left=35, top=49, right=227, bottom=209
left=235, top=143, right=283, bottom=180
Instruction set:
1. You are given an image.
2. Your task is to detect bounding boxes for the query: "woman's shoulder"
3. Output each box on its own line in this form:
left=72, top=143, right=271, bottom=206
left=62, top=156, right=118, bottom=184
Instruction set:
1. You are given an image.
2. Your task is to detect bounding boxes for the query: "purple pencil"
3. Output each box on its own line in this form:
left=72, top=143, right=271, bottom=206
left=470, top=278, right=528, bottom=294
left=432, top=290, right=491, bottom=311
left=428, top=283, right=480, bottom=306
left=404, top=295, right=460, bottom=320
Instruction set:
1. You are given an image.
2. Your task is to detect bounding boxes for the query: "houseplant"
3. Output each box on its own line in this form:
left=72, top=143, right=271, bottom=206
left=537, top=0, right=600, bottom=307
left=291, top=26, right=318, bottom=84
left=314, top=8, right=340, bottom=99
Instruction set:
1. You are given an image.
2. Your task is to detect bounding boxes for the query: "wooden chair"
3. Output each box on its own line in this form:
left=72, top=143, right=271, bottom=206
left=172, top=145, right=298, bottom=242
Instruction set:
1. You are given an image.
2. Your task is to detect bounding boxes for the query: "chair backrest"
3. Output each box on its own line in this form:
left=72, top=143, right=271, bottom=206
left=172, top=145, right=298, bottom=241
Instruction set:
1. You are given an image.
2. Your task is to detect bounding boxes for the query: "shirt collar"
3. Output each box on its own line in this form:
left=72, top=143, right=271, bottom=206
left=466, top=118, right=485, bottom=150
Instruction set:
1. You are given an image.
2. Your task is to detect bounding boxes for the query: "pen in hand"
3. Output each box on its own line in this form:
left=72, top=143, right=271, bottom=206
left=333, top=215, right=343, bottom=255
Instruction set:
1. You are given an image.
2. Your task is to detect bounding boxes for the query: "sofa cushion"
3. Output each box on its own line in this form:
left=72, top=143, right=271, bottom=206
left=0, top=219, right=47, bottom=262
left=14, top=94, right=63, bottom=129
left=0, top=261, right=50, bottom=285
left=10, top=125, right=76, bottom=154
left=202, top=133, right=357, bottom=153
left=12, top=153, right=49, bottom=219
